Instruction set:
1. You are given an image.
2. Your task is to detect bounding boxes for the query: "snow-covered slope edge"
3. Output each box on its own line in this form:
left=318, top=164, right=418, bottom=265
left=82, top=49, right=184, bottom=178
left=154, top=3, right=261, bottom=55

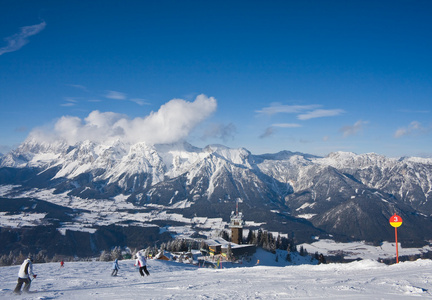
left=1, top=256, right=432, bottom=299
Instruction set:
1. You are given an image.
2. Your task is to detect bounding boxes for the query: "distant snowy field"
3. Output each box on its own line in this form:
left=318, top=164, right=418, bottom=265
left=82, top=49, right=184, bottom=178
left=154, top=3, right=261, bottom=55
left=300, top=239, right=432, bottom=261
left=1, top=249, right=432, bottom=299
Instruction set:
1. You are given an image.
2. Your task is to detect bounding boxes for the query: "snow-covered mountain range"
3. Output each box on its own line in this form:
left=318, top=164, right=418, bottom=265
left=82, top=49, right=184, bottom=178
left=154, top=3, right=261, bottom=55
left=1, top=138, right=432, bottom=255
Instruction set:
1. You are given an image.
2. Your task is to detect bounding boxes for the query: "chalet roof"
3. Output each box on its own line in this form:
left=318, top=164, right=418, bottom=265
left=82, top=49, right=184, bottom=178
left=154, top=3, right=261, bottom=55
left=206, top=238, right=254, bottom=249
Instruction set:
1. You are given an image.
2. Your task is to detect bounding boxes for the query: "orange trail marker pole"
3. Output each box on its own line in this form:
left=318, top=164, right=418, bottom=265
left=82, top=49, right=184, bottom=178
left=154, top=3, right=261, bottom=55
left=389, top=213, right=402, bottom=264
left=395, top=226, right=399, bottom=264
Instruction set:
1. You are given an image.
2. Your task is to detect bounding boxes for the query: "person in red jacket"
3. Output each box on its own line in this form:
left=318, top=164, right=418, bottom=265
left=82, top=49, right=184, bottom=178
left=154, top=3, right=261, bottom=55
left=134, top=252, right=150, bottom=277
left=13, top=255, right=37, bottom=294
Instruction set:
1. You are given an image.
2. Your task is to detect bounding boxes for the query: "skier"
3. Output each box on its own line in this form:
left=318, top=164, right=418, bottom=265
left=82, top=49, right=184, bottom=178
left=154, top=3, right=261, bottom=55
left=318, top=253, right=326, bottom=264
left=111, top=258, right=120, bottom=276
left=134, top=252, right=150, bottom=277
left=60, top=260, right=64, bottom=268
left=13, top=255, right=37, bottom=294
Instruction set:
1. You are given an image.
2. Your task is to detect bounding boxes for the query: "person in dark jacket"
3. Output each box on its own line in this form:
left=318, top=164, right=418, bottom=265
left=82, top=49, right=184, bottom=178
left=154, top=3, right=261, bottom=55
left=318, top=253, right=326, bottom=264
left=13, top=255, right=37, bottom=294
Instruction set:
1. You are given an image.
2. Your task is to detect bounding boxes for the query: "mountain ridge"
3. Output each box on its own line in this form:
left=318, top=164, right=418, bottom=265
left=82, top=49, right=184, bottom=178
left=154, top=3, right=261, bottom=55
left=1, top=138, right=432, bottom=254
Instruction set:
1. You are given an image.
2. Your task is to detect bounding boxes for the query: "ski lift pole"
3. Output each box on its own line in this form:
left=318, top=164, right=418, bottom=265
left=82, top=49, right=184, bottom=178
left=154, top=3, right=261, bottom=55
left=389, top=213, right=403, bottom=263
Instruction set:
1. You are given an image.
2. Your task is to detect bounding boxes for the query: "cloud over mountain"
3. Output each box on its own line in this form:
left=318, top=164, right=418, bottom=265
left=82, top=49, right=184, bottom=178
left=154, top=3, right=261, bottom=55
left=29, top=94, right=217, bottom=145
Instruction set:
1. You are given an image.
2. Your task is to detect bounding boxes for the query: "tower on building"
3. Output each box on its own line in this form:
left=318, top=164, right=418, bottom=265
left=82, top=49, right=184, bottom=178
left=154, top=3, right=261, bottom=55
left=229, top=200, right=245, bottom=244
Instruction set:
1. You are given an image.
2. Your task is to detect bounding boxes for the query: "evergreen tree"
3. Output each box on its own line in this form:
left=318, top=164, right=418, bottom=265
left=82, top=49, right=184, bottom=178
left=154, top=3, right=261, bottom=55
left=290, top=240, right=297, bottom=253
left=173, top=240, right=179, bottom=252
left=0, top=253, right=13, bottom=266
left=268, top=233, right=276, bottom=253
left=227, top=243, right=233, bottom=261
left=248, top=230, right=257, bottom=245
left=99, top=250, right=111, bottom=262
left=110, top=246, right=122, bottom=260
left=269, top=240, right=276, bottom=253
left=276, top=234, right=281, bottom=249
left=130, top=248, right=139, bottom=259
left=144, top=247, right=151, bottom=257
left=35, top=250, right=47, bottom=263
left=285, top=245, right=292, bottom=262
left=220, top=230, right=230, bottom=241
left=279, top=236, right=290, bottom=250
left=16, top=252, right=26, bottom=263
left=51, top=253, right=63, bottom=263
left=199, top=240, right=209, bottom=252
left=260, top=230, right=269, bottom=249
left=8, top=251, right=16, bottom=265
left=299, top=246, right=305, bottom=256
left=180, top=239, right=188, bottom=252
left=165, top=241, right=173, bottom=252
left=256, top=229, right=263, bottom=246
left=246, top=230, right=253, bottom=244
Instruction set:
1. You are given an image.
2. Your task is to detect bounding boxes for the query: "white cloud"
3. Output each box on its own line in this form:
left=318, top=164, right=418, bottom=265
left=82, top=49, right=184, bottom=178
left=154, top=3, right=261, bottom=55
left=130, top=98, right=149, bottom=106
left=259, top=127, right=275, bottom=139
left=0, top=21, right=46, bottom=55
left=256, top=103, right=320, bottom=116
left=105, top=91, right=151, bottom=106
left=105, top=90, right=127, bottom=100
left=61, top=103, right=76, bottom=107
left=394, top=128, right=407, bottom=138
left=256, top=103, right=344, bottom=121
left=202, top=123, right=236, bottom=142
left=298, top=109, right=345, bottom=120
left=258, top=123, right=301, bottom=139
left=398, top=109, right=430, bottom=114
left=29, top=94, right=217, bottom=145
left=340, top=120, right=369, bottom=137
left=61, top=97, right=78, bottom=107
left=272, top=123, right=301, bottom=128
left=394, top=121, right=424, bottom=138
left=67, top=84, right=88, bottom=92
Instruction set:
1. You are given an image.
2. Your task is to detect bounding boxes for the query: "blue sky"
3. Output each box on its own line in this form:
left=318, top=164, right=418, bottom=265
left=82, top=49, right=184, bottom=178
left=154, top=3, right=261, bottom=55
left=1, top=0, right=431, bottom=157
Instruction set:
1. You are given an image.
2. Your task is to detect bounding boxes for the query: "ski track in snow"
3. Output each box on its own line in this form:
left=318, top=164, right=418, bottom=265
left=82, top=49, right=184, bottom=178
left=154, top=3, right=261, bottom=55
left=1, top=258, right=432, bottom=299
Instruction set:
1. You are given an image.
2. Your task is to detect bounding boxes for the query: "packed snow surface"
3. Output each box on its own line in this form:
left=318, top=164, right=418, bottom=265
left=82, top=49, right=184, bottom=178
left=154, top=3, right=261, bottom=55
left=1, top=253, right=432, bottom=299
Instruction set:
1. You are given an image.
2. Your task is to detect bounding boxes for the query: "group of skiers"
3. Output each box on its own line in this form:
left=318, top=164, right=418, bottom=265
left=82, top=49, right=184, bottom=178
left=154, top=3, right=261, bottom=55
left=111, top=251, right=150, bottom=277
left=13, top=252, right=150, bottom=295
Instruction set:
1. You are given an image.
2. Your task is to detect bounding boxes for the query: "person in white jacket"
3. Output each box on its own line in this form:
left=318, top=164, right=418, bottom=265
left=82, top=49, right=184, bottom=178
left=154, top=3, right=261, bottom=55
left=134, top=252, right=150, bottom=277
left=13, top=256, right=37, bottom=294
